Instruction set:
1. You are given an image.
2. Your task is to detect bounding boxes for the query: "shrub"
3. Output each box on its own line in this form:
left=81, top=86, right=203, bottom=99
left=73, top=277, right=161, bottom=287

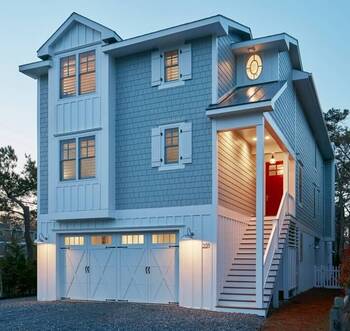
left=0, top=238, right=36, bottom=297
left=340, top=247, right=350, bottom=289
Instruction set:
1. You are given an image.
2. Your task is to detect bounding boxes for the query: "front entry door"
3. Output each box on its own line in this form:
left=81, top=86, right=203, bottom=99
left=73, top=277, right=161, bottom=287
left=265, top=160, right=284, bottom=216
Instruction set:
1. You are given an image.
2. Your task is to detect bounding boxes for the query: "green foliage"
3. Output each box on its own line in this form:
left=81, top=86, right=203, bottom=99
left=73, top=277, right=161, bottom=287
left=0, top=238, right=36, bottom=297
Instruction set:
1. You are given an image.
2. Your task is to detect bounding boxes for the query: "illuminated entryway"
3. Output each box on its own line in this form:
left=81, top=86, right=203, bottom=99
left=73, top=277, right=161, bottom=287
left=59, top=232, right=179, bottom=304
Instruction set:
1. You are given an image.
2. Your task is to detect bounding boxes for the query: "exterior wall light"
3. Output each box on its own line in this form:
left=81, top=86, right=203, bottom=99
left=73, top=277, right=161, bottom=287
left=34, top=233, right=48, bottom=244
left=269, top=153, right=276, bottom=165
left=182, top=227, right=194, bottom=240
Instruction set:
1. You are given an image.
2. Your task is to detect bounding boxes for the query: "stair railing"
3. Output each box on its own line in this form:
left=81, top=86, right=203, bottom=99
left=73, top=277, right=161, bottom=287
left=263, top=192, right=288, bottom=286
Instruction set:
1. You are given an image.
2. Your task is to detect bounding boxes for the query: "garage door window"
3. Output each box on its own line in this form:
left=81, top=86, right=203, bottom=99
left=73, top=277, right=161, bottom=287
left=152, top=233, right=176, bottom=244
left=91, top=235, right=112, bottom=245
left=121, top=234, right=144, bottom=245
left=64, top=236, right=84, bottom=246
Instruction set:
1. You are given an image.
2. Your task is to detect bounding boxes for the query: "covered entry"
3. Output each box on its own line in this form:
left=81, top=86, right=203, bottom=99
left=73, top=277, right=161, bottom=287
left=59, top=232, right=179, bottom=304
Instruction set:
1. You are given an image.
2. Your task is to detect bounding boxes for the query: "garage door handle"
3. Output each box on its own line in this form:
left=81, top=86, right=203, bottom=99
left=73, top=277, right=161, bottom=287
left=105, top=246, right=116, bottom=249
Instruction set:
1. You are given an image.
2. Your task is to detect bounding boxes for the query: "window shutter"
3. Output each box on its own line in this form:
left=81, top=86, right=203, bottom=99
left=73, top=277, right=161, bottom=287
left=180, top=122, right=192, bottom=164
left=151, top=50, right=161, bottom=86
left=180, top=44, right=192, bottom=81
left=151, top=127, right=162, bottom=167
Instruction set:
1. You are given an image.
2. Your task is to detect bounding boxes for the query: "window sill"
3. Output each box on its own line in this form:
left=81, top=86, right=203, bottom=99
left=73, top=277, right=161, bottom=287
left=158, top=163, right=185, bottom=171
left=158, top=80, right=185, bottom=90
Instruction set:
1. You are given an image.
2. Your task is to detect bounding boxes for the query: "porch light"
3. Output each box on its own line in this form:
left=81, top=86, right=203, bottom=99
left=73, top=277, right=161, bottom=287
left=182, top=227, right=194, bottom=240
left=269, top=154, right=276, bottom=165
left=34, top=233, right=48, bottom=245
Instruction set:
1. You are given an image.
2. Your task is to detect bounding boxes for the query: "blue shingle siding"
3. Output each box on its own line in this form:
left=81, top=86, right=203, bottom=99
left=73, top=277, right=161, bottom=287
left=295, top=97, right=324, bottom=235
left=39, top=75, right=48, bottom=214
left=115, top=37, right=212, bottom=209
left=217, top=33, right=240, bottom=99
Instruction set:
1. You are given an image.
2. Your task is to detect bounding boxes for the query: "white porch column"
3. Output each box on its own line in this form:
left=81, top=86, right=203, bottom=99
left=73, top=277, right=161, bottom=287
left=256, top=120, right=265, bottom=308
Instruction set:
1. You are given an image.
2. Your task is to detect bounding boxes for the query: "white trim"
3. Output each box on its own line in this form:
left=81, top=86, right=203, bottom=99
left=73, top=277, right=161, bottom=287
left=206, top=101, right=272, bottom=118
left=54, top=127, right=102, bottom=137
left=19, top=60, right=52, bottom=79
left=215, top=112, right=263, bottom=131
left=211, top=35, right=218, bottom=104
left=53, top=209, right=115, bottom=221
left=217, top=206, right=250, bottom=224
left=103, top=15, right=251, bottom=57
left=158, top=80, right=185, bottom=90
left=37, top=78, right=41, bottom=216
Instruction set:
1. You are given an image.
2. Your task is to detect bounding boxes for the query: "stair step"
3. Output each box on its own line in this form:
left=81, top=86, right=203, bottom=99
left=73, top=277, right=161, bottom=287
left=222, top=286, right=273, bottom=296
left=217, top=299, right=266, bottom=309
left=225, top=275, right=276, bottom=283
left=215, top=306, right=267, bottom=316
left=228, top=269, right=256, bottom=276
left=219, top=293, right=270, bottom=302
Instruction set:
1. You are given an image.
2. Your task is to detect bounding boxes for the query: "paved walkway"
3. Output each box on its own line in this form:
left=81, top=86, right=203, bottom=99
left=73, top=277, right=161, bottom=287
left=263, top=288, right=343, bottom=331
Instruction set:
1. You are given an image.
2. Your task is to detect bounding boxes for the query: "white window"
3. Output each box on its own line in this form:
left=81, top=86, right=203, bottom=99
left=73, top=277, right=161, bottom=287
left=60, top=139, right=76, bottom=181
left=121, top=234, right=144, bottom=245
left=152, top=233, right=176, bottom=245
left=151, top=122, right=192, bottom=170
left=151, top=44, right=192, bottom=88
left=79, top=51, right=96, bottom=95
left=64, top=236, right=84, bottom=246
left=60, top=55, right=76, bottom=98
left=91, top=235, right=112, bottom=245
left=79, top=136, right=96, bottom=179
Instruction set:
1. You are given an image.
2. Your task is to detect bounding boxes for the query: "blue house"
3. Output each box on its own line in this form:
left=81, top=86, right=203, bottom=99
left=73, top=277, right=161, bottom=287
left=20, top=13, right=335, bottom=316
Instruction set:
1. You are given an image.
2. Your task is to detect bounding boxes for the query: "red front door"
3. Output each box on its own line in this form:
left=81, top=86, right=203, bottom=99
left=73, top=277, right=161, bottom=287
left=265, top=161, right=284, bottom=216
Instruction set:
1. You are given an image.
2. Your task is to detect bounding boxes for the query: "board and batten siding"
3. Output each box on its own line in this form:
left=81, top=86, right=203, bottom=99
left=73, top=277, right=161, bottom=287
left=39, top=75, right=49, bottom=214
left=114, top=37, right=213, bottom=209
left=218, top=130, right=256, bottom=216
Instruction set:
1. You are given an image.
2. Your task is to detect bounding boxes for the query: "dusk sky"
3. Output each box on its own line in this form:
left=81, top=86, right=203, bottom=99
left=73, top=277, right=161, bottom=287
left=1, top=0, right=349, bottom=166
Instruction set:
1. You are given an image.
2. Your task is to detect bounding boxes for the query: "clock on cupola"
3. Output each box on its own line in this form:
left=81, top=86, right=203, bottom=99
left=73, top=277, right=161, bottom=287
left=246, top=54, right=263, bottom=80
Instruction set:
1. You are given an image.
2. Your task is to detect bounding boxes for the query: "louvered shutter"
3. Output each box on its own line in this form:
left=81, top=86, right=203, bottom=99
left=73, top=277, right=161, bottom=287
left=151, top=127, right=162, bottom=167
left=180, top=44, right=192, bottom=81
left=180, top=122, right=192, bottom=164
left=151, top=50, right=161, bottom=86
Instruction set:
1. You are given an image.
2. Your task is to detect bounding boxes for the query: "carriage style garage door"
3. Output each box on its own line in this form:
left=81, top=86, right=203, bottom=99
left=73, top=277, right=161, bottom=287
left=59, top=232, right=179, bottom=304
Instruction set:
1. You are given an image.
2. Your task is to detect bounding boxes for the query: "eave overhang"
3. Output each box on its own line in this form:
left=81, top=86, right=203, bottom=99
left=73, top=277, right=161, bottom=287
left=292, top=70, right=334, bottom=160
left=19, top=60, right=52, bottom=79
left=231, top=33, right=302, bottom=70
left=103, top=15, right=252, bottom=57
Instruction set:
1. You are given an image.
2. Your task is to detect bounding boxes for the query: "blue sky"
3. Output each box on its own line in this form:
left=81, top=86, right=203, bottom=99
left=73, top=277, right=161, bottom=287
left=1, top=0, right=349, bottom=165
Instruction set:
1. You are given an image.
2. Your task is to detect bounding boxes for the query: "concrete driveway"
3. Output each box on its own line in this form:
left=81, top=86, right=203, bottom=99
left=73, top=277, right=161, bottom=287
left=0, top=297, right=263, bottom=331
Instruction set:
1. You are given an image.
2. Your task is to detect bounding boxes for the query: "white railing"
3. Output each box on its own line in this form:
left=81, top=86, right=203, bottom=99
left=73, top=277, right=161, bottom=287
left=314, top=265, right=341, bottom=289
left=287, top=193, right=296, bottom=217
left=263, top=192, right=288, bottom=285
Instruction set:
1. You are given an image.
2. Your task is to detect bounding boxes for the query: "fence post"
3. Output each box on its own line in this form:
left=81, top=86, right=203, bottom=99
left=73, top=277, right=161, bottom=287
left=330, top=297, right=344, bottom=331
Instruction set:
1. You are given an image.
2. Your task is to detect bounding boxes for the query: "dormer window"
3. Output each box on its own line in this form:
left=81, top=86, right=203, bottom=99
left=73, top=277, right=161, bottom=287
left=60, top=55, right=76, bottom=97
left=164, top=50, right=179, bottom=82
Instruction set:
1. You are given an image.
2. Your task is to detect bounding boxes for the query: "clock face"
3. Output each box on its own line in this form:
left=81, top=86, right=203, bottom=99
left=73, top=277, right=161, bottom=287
left=246, top=54, right=263, bottom=80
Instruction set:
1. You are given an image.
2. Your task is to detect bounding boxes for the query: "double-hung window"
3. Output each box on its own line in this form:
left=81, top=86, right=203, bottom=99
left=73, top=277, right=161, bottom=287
left=164, top=128, right=179, bottom=164
left=164, top=50, right=179, bottom=82
left=79, top=51, right=96, bottom=95
left=60, top=56, right=76, bottom=97
left=60, top=139, right=76, bottom=180
left=59, top=50, right=96, bottom=98
left=79, top=136, right=96, bottom=179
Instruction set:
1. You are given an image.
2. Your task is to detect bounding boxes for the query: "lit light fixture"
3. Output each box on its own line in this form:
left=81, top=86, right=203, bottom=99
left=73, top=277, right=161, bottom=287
left=269, top=154, right=276, bottom=165
left=265, top=136, right=270, bottom=140
left=252, top=137, right=257, bottom=141
left=34, top=233, right=48, bottom=245
left=182, top=227, right=194, bottom=240
left=246, top=54, right=263, bottom=80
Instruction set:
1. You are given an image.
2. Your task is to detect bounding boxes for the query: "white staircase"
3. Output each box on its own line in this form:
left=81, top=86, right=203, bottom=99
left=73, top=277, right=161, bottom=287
left=217, top=217, right=291, bottom=316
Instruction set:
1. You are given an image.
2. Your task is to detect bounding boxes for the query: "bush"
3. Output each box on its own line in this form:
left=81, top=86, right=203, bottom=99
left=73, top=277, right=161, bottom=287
left=0, top=238, right=36, bottom=297
left=340, top=247, right=350, bottom=290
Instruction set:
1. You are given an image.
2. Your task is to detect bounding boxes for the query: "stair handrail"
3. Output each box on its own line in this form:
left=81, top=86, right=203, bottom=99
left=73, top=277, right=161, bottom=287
left=263, top=191, right=288, bottom=285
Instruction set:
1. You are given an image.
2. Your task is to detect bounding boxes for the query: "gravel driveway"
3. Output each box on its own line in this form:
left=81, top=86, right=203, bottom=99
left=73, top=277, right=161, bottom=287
left=0, top=297, right=263, bottom=331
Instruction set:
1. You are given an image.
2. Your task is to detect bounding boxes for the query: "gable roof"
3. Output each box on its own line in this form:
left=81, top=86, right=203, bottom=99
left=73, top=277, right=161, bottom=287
left=103, top=15, right=252, bottom=57
left=37, top=12, right=122, bottom=59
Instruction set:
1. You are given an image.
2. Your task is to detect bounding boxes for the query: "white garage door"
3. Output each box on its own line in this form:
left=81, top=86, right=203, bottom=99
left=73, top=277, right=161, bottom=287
left=60, top=232, right=178, bottom=304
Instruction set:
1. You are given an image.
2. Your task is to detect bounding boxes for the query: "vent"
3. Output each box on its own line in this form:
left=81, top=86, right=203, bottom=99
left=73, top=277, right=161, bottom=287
left=288, top=221, right=297, bottom=247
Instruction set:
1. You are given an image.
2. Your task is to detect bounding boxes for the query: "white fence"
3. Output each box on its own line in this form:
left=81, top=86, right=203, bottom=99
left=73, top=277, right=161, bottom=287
left=314, top=265, right=341, bottom=289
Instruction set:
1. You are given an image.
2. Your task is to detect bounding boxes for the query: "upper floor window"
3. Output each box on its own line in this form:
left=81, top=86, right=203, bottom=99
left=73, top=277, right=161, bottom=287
left=164, top=127, right=179, bottom=164
left=246, top=54, right=263, bottom=80
left=79, top=51, right=96, bottom=95
left=164, top=50, right=179, bottom=82
left=79, top=136, right=96, bottom=179
left=60, top=139, right=76, bottom=180
left=60, top=55, right=76, bottom=97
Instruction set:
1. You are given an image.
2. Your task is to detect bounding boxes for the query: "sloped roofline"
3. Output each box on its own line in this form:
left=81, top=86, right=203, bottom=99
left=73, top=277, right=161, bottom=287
left=103, top=14, right=252, bottom=57
left=37, top=12, right=122, bottom=59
